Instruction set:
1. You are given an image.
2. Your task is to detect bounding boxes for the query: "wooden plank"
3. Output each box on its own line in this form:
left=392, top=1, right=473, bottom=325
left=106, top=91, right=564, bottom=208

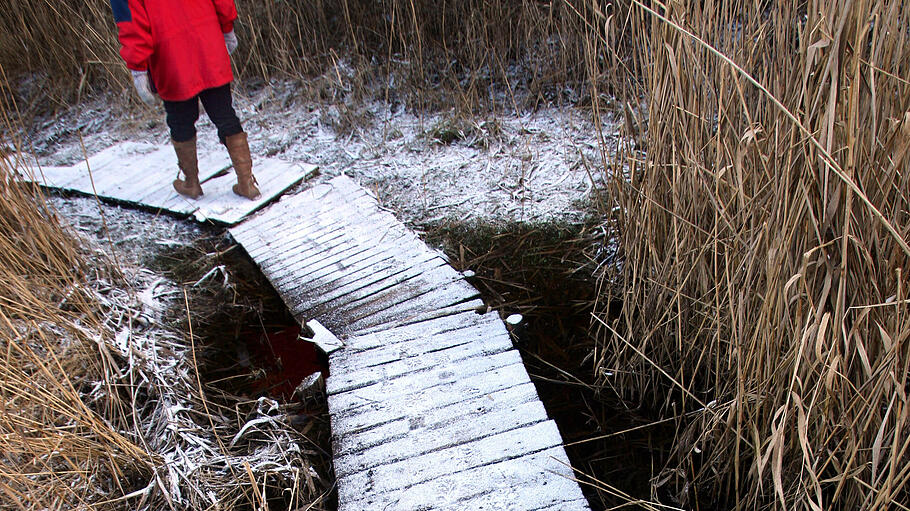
left=326, top=327, right=512, bottom=394
left=128, top=149, right=234, bottom=205
left=333, top=399, right=550, bottom=478
left=245, top=213, right=411, bottom=270
left=244, top=208, right=412, bottom=262
left=287, top=252, right=423, bottom=308
left=328, top=349, right=524, bottom=414
left=301, top=255, right=449, bottom=316
left=348, top=299, right=487, bottom=336
left=337, top=447, right=586, bottom=511
left=330, top=314, right=504, bottom=366
left=14, top=154, right=69, bottom=185
left=98, top=160, right=181, bottom=202
left=327, top=352, right=528, bottom=418
left=243, top=223, right=349, bottom=261
left=271, top=232, right=420, bottom=292
left=231, top=180, right=374, bottom=238
left=345, top=281, right=480, bottom=332
left=428, top=449, right=589, bottom=511
left=331, top=382, right=542, bottom=456
left=336, top=421, right=566, bottom=505
left=276, top=248, right=401, bottom=299
left=339, top=311, right=491, bottom=351
left=23, top=165, right=73, bottom=187
left=68, top=143, right=164, bottom=192
left=336, top=266, right=472, bottom=321
left=88, top=147, right=176, bottom=195
left=263, top=240, right=400, bottom=293
left=191, top=161, right=316, bottom=224
left=229, top=183, right=337, bottom=236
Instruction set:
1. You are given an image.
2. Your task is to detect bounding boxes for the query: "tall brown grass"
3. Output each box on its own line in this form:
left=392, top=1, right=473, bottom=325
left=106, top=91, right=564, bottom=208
left=1, top=0, right=602, bottom=111
left=0, top=158, right=153, bottom=507
left=597, top=1, right=910, bottom=509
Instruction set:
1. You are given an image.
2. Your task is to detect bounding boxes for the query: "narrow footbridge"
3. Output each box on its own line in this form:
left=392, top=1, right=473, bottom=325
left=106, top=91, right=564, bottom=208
left=25, top=144, right=591, bottom=510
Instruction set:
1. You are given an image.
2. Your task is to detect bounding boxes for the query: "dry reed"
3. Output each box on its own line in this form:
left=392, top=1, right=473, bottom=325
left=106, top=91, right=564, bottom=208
left=0, top=155, right=153, bottom=508
left=1, top=0, right=604, bottom=112
left=596, top=1, right=910, bottom=509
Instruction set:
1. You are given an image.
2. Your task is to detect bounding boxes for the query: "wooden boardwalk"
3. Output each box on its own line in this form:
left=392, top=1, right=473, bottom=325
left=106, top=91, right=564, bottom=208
left=230, top=176, right=590, bottom=510
left=23, top=142, right=315, bottom=225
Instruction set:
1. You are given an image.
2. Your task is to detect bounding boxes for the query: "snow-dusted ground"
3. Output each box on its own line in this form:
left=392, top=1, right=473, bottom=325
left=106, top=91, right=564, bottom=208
left=26, top=80, right=617, bottom=226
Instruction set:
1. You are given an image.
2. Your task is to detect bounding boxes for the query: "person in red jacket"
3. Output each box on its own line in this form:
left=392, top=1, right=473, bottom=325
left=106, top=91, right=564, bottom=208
left=110, top=0, right=260, bottom=200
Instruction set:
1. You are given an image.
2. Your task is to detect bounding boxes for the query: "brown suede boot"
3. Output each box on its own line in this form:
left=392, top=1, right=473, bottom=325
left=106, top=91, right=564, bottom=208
left=172, top=137, right=203, bottom=199
left=224, top=132, right=261, bottom=200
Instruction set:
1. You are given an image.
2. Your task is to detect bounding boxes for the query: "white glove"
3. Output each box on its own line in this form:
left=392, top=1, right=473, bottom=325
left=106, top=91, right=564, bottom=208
left=224, top=30, right=238, bottom=55
left=131, top=70, right=155, bottom=105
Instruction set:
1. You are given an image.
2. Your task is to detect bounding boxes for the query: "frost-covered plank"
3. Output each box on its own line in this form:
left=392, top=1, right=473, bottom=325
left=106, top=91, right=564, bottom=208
left=191, top=161, right=315, bottom=224
left=243, top=224, right=350, bottom=262
left=274, top=241, right=428, bottom=302
left=349, top=299, right=487, bottom=336
left=328, top=358, right=530, bottom=431
left=345, top=280, right=480, bottom=332
left=235, top=186, right=374, bottom=240
left=332, top=382, right=541, bottom=456
left=68, top=143, right=174, bottom=193
left=230, top=184, right=336, bottom=235
left=37, top=156, right=102, bottom=190
left=239, top=214, right=351, bottom=257
left=264, top=237, right=410, bottom=293
left=338, top=310, right=490, bottom=351
left=99, top=159, right=182, bottom=201
left=118, top=150, right=232, bottom=206
left=333, top=399, right=549, bottom=478
left=66, top=142, right=160, bottom=191
left=28, top=142, right=308, bottom=225
left=327, top=327, right=512, bottom=394
left=257, top=221, right=415, bottom=278
left=20, top=164, right=73, bottom=187
left=245, top=221, right=407, bottom=272
left=232, top=181, right=373, bottom=238
left=339, top=268, right=475, bottom=321
left=302, top=256, right=450, bottom=316
left=328, top=349, right=523, bottom=414
left=330, top=315, right=505, bottom=369
left=290, top=252, right=438, bottom=310
left=339, top=447, right=588, bottom=511
left=87, top=147, right=177, bottom=195
left=244, top=210, right=414, bottom=267
left=336, top=420, right=566, bottom=505
left=295, top=254, right=445, bottom=314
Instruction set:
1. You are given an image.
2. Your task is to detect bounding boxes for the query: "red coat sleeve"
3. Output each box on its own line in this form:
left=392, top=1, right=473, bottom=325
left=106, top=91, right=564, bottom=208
left=211, top=0, right=238, bottom=33
left=111, top=0, right=154, bottom=72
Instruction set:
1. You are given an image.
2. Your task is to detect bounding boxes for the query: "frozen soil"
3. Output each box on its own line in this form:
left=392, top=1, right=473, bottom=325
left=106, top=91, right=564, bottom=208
left=26, top=80, right=618, bottom=226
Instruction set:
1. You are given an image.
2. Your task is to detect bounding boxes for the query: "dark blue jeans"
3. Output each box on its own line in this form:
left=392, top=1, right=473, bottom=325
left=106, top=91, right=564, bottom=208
left=163, top=83, right=242, bottom=143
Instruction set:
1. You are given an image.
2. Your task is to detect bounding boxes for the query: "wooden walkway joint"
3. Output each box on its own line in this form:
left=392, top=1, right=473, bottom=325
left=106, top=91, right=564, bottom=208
left=230, top=176, right=590, bottom=510
left=22, top=142, right=316, bottom=225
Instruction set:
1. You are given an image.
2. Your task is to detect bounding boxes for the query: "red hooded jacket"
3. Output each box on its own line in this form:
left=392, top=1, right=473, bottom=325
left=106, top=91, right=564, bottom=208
left=111, top=0, right=237, bottom=102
